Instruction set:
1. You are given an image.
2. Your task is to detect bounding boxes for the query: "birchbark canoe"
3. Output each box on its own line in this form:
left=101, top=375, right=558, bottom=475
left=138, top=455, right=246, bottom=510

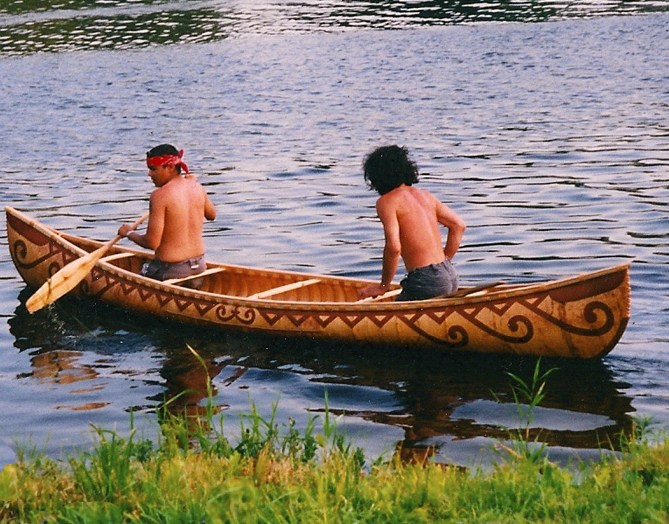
left=6, top=206, right=630, bottom=358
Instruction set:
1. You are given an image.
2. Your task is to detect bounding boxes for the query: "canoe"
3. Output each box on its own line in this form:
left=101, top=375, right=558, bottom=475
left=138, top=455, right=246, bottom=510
left=5, top=206, right=630, bottom=359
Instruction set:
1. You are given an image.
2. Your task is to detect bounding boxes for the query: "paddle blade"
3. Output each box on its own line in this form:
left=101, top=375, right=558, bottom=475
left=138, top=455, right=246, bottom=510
left=25, top=245, right=108, bottom=314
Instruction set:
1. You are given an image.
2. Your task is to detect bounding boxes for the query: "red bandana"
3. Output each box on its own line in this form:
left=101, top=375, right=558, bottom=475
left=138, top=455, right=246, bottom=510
left=146, top=149, right=189, bottom=173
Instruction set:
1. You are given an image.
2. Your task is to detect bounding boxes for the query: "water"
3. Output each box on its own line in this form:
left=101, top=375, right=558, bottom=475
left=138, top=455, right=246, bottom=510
left=1, top=1, right=669, bottom=468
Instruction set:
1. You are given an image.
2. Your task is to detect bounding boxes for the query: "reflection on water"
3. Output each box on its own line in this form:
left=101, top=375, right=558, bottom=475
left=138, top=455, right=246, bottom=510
left=8, top=292, right=635, bottom=465
left=3, top=0, right=669, bottom=55
left=21, top=350, right=98, bottom=386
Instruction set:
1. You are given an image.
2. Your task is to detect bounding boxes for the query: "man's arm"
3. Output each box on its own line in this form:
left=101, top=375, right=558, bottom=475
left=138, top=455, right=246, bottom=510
left=119, top=193, right=165, bottom=250
left=359, top=198, right=401, bottom=299
left=204, top=191, right=216, bottom=221
left=436, top=201, right=466, bottom=260
left=378, top=200, right=401, bottom=288
left=187, top=174, right=216, bottom=221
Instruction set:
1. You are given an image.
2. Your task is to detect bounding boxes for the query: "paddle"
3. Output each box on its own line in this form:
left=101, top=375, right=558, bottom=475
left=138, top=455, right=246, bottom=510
left=25, top=213, right=149, bottom=314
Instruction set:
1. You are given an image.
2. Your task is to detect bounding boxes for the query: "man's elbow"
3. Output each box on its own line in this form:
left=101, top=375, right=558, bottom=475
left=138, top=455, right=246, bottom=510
left=384, top=242, right=401, bottom=257
left=455, top=219, right=466, bottom=237
left=205, top=204, right=216, bottom=221
left=141, top=234, right=160, bottom=251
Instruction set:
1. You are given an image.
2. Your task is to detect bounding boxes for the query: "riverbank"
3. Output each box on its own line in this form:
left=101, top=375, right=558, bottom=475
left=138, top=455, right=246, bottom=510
left=3, top=430, right=668, bottom=523
left=2, top=383, right=667, bottom=523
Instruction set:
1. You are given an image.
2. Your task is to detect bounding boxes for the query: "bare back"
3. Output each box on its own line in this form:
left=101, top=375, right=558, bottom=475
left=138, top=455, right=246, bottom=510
left=377, top=185, right=464, bottom=272
left=149, top=176, right=214, bottom=262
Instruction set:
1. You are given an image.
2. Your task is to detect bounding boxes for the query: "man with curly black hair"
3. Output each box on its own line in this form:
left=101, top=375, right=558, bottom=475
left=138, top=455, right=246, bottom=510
left=359, top=145, right=466, bottom=301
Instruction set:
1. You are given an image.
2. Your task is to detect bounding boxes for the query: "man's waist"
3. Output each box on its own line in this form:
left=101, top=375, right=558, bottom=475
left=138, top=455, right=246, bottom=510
left=405, top=257, right=449, bottom=274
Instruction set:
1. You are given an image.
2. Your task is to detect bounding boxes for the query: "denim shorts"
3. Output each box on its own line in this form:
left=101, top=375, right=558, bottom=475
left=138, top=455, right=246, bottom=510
left=140, top=255, right=206, bottom=288
left=397, top=259, right=458, bottom=301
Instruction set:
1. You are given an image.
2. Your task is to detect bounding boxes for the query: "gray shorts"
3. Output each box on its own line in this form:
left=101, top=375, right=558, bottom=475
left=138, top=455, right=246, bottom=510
left=397, top=259, right=458, bottom=301
left=140, top=255, right=206, bottom=289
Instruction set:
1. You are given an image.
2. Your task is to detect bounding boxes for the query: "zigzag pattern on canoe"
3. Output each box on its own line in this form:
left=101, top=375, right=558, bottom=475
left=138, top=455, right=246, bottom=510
left=90, top=269, right=553, bottom=348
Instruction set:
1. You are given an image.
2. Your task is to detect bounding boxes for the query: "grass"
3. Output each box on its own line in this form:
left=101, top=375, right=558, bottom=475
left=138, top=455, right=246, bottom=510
left=492, top=358, right=556, bottom=463
left=2, top=355, right=669, bottom=523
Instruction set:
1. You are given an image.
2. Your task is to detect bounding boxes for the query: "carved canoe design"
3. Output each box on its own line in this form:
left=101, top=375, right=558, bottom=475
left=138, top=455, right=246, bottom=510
left=6, top=206, right=630, bottom=358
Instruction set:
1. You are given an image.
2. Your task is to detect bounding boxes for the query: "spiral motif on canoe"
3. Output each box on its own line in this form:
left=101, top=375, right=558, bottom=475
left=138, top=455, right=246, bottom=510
left=11, top=240, right=28, bottom=265
left=457, top=310, right=535, bottom=344
left=11, top=239, right=55, bottom=270
left=446, top=325, right=469, bottom=347
left=506, top=315, right=534, bottom=343
left=399, top=318, right=469, bottom=348
left=235, top=307, right=256, bottom=325
left=10, top=230, right=67, bottom=270
left=582, top=301, right=614, bottom=336
left=215, top=304, right=256, bottom=325
left=520, top=298, right=614, bottom=337
left=48, top=261, right=61, bottom=277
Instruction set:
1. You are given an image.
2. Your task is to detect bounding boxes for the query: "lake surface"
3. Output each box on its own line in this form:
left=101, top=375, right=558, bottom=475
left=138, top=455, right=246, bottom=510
left=1, top=1, right=669, bottom=468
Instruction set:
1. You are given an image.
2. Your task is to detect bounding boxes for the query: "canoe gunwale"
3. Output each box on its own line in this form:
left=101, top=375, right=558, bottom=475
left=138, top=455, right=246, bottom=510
left=97, top=260, right=632, bottom=311
left=56, top=227, right=633, bottom=310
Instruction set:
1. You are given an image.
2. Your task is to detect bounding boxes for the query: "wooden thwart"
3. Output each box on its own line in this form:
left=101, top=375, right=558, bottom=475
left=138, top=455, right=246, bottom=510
left=247, top=278, right=322, bottom=299
left=100, top=252, right=135, bottom=263
left=163, top=267, right=227, bottom=285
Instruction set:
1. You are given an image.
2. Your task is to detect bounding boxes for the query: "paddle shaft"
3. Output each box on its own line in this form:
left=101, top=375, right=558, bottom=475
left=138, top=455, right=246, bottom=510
left=25, top=213, right=149, bottom=313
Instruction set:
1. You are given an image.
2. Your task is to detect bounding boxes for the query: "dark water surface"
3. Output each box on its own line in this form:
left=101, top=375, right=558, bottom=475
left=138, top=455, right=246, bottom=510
left=1, top=1, right=669, bottom=468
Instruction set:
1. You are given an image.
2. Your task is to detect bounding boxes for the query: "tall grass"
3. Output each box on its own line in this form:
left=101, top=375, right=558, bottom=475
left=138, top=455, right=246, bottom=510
left=492, top=358, right=556, bottom=463
left=3, top=353, right=669, bottom=523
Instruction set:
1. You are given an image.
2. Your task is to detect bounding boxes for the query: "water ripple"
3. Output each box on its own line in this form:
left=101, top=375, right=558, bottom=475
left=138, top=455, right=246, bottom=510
left=3, top=0, right=669, bottom=55
left=1, top=7, right=669, bottom=465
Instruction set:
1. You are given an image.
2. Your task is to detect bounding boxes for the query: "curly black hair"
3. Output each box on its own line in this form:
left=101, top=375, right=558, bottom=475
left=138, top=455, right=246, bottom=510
left=363, top=145, right=419, bottom=195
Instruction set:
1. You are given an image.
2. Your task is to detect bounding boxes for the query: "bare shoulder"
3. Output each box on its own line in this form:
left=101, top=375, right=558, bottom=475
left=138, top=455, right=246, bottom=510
left=185, top=175, right=207, bottom=193
left=413, top=185, right=438, bottom=199
left=403, top=186, right=440, bottom=209
left=150, top=185, right=168, bottom=203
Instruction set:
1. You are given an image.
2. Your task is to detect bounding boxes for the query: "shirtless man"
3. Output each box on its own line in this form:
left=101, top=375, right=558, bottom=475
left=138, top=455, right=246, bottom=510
left=118, top=144, right=216, bottom=288
left=359, top=145, right=466, bottom=301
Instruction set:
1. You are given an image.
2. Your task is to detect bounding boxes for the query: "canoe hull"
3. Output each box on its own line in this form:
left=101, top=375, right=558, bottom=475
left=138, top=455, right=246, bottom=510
left=6, top=207, right=630, bottom=358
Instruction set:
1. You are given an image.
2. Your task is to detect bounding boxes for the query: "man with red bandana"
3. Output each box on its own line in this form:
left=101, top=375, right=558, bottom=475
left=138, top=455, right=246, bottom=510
left=118, top=144, right=216, bottom=288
